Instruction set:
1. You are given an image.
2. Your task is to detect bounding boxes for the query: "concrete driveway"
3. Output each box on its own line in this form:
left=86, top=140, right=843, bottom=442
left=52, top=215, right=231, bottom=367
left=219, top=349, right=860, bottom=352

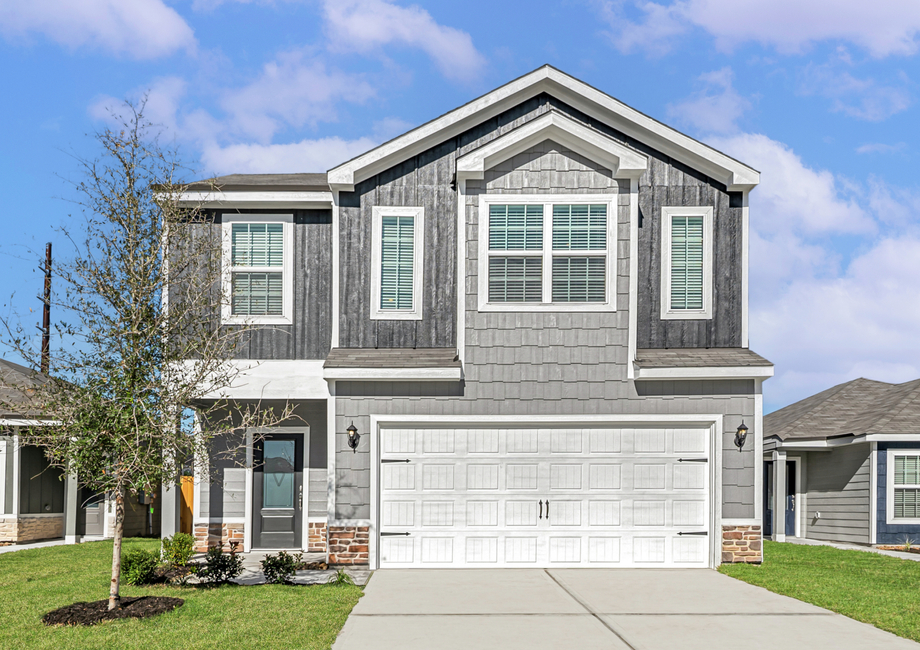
left=332, top=569, right=919, bottom=650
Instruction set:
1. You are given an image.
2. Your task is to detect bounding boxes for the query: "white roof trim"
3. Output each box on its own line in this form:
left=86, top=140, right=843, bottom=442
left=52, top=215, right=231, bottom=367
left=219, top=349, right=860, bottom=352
left=456, top=110, right=646, bottom=181
left=328, top=65, right=759, bottom=192
left=634, top=365, right=774, bottom=380
left=0, top=418, right=58, bottom=427
left=176, top=191, right=334, bottom=208
left=770, top=433, right=920, bottom=450
left=323, top=367, right=462, bottom=381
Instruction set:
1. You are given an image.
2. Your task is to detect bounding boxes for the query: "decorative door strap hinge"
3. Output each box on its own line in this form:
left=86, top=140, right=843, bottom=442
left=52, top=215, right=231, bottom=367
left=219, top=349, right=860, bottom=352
left=677, top=458, right=708, bottom=463
left=677, top=531, right=708, bottom=536
left=380, top=532, right=411, bottom=537
left=381, top=459, right=412, bottom=463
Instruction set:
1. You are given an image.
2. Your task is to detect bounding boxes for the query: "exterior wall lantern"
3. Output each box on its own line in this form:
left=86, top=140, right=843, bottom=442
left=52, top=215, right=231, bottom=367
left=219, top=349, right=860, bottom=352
left=346, top=422, right=360, bottom=453
left=734, top=422, right=749, bottom=451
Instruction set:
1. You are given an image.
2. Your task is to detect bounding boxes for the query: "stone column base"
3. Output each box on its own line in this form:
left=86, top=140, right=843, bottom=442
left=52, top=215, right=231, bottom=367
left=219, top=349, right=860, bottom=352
left=328, top=525, right=369, bottom=565
left=0, top=515, right=64, bottom=543
left=722, top=525, right=762, bottom=563
left=308, top=522, right=328, bottom=553
left=193, top=522, right=244, bottom=552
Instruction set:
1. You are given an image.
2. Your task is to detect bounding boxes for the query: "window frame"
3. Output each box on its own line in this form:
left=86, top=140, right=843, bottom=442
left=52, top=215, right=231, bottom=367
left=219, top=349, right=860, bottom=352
left=221, top=213, right=294, bottom=326
left=370, top=206, right=425, bottom=321
left=477, top=193, right=618, bottom=312
left=886, top=449, right=920, bottom=524
left=660, top=205, right=713, bottom=320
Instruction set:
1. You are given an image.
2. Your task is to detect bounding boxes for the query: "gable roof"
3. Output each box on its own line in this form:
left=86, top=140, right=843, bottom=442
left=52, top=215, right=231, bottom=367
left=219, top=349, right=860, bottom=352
left=329, top=65, right=759, bottom=192
left=185, top=173, right=329, bottom=192
left=765, top=377, right=920, bottom=441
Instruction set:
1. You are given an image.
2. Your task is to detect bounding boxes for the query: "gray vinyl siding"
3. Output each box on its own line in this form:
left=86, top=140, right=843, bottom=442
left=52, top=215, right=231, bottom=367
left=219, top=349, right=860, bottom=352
left=199, top=400, right=328, bottom=521
left=332, top=135, right=755, bottom=520
left=308, top=468, right=327, bottom=518
left=336, top=93, right=742, bottom=351
left=804, top=445, right=871, bottom=545
left=190, top=209, right=333, bottom=360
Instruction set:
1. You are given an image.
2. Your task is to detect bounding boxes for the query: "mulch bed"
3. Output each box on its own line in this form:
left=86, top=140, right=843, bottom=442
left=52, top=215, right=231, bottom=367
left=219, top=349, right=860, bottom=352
left=877, top=545, right=920, bottom=555
left=295, top=561, right=329, bottom=570
left=43, top=596, right=184, bottom=626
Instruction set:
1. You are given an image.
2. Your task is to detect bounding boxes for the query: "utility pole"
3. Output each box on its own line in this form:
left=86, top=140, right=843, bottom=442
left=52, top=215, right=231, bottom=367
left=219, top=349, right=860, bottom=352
left=40, top=242, right=51, bottom=375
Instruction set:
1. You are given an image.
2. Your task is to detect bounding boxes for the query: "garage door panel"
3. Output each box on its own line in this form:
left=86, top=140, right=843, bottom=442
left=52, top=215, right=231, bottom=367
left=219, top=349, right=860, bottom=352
left=378, top=426, right=711, bottom=568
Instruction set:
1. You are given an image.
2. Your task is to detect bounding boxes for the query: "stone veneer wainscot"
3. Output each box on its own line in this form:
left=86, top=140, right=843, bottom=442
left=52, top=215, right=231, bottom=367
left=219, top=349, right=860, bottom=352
left=722, top=525, right=762, bottom=563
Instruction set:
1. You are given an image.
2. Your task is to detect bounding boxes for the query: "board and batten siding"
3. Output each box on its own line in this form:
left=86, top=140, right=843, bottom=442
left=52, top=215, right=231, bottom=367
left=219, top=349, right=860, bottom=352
left=804, top=445, right=871, bottom=545
left=336, top=93, right=743, bottom=351
left=191, top=209, right=333, bottom=361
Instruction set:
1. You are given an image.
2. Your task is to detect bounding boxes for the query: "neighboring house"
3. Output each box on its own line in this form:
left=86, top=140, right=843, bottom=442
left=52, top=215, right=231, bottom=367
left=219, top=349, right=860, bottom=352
left=167, top=65, right=774, bottom=568
left=764, top=377, right=920, bottom=546
left=0, top=358, right=158, bottom=544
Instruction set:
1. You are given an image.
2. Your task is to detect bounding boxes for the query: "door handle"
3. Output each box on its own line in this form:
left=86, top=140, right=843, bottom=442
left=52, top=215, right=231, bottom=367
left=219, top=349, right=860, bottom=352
left=298, top=485, right=303, bottom=510
left=538, top=500, right=543, bottom=519
left=546, top=500, right=549, bottom=521
left=790, top=495, right=795, bottom=511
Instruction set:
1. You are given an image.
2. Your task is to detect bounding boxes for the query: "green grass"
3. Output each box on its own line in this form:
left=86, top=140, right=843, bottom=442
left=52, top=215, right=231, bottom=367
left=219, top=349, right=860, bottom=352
left=720, top=540, right=920, bottom=642
left=0, top=538, right=363, bottom=649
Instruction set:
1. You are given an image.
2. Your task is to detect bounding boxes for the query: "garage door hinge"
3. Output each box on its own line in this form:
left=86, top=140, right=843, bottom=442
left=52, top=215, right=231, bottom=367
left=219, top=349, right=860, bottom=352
left=381, top=459, right=412, bottom=463
left=380, top=532, right=411, bottom=536
left=677, top=458, right=708, bottom=463
left=677, top=531, right=708, bottom=536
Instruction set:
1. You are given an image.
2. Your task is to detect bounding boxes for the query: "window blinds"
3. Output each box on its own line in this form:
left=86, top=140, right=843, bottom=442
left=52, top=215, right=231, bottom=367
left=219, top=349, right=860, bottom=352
left=489, top=204, right=543, bottom=250
left=670, top=215, right=704, bottom=310
left=380, top=215, right=416, bottom=310
left=230, top=222, right=284, bottom=316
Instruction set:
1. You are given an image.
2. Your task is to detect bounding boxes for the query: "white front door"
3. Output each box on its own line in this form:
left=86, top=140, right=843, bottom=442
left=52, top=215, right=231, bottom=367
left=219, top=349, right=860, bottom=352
left=377, top=426, right=712, bottom=568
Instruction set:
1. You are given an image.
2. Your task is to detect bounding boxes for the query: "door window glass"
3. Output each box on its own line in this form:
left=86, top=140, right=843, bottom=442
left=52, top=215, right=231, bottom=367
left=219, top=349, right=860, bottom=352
left=263, top=440, right=295, bottom=509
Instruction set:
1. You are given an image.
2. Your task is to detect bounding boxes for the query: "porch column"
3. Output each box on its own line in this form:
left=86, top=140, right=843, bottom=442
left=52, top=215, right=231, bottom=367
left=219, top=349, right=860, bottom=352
left=161, top=479, right=180, bottom=540
left=64, top=472, right=79, bottom=544
left=772, top=450, right=787, bottom=542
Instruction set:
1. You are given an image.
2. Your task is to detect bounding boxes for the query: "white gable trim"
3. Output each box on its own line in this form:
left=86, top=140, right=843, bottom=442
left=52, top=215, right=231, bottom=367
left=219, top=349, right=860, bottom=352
left=456, top=111, right=647, bottom=181
left=328, top=66, right=759, bottom=192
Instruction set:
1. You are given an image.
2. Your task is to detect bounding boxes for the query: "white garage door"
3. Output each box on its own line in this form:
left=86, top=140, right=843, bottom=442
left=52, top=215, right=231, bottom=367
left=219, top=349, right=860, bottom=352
left=377, top=427, right=711, bottom=568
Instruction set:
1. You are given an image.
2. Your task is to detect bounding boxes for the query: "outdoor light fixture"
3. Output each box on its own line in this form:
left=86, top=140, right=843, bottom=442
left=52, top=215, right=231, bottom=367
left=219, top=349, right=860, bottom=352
left=734, top=422, right=749, bottom=451
left=346, top=422, right=360, bottom=453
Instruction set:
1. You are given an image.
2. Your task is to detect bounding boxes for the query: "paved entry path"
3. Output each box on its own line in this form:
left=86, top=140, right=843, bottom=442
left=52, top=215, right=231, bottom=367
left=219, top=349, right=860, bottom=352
left=332, top=569, right=919, bottom=650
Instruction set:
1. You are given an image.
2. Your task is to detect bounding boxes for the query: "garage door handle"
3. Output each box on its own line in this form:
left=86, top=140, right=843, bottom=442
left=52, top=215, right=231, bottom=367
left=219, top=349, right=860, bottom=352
left=677, top=531, right=708, bottom=536
left=381, top=459, right=411, bottom=463
left=380, top=532, right=411, bottom=536
left=678, top=458, right=708, bottom=463
left=546, top=500, right=549, bottom=520
left=538, top=500, right=543, bottom=519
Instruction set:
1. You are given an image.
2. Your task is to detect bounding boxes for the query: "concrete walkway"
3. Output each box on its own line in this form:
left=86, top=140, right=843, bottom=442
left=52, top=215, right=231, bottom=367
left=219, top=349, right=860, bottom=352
left=0, top=539, right=66, bottom=554
left=786, top=536, right=920, bottom=562
left=333, top=569, right=920, bottom=650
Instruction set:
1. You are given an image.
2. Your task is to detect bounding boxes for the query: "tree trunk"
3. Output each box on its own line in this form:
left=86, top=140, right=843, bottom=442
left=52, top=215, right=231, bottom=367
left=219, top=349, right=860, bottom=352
left=108, top=482, right=126, bottom=611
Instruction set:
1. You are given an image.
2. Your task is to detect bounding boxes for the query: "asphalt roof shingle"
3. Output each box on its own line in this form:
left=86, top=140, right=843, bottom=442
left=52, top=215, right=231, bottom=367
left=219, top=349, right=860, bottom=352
left=324, top=348, right=460, bottom=369
left=185, top=173, right=329, bottom=192
left=634, top=348, right=772, bottom=368
left=0, top=358, right=48, bottom=419
left=765, top=377, right=920, bottom=441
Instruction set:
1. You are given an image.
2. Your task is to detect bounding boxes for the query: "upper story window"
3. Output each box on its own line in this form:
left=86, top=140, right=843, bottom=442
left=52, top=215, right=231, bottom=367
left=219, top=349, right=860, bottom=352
left=889, top=452, right=920, bottom=523
left=478, top=194, right=617, bottom=312
left=221, top=214, right=293, bottom=325
left=370, top=206, right=424, bottom=320
left=660, top=206, right=713, bottom=320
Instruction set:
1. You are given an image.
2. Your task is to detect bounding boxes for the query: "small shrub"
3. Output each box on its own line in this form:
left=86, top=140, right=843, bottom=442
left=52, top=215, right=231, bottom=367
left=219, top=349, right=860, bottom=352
left=123, top=549, right=160, bottom=586
left=197, top=545, right=243, bottom=584
left=332, top=569, right=354, bottom=586
left=161, top=533, right=196, bottom=567
left=261, top=551, right=300, bottom=584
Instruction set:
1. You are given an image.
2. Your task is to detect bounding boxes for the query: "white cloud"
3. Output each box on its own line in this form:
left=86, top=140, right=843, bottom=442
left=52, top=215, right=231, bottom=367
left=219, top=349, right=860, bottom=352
left=0, top=0, right=195, bottom=59
left=322, top=0, right=486, bottom=82
left=600, top=0, right=920, bottom=58
left=219, top=54, right=375, bottom=142
left=200, top=136, right=379, bottom=175
left=799, top=55, right=912, bottom=121
left=856, top=142, right=908, bottom=155
left=90, top=77, right=189, bottom=135
left=667, top=68, right=751, bottom=133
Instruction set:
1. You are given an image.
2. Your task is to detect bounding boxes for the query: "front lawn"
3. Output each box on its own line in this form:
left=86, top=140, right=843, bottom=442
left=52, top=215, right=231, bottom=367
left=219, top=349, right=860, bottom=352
left=720, top=540, right=920, bottom=643
left=0, top=538, right=362, bottom=649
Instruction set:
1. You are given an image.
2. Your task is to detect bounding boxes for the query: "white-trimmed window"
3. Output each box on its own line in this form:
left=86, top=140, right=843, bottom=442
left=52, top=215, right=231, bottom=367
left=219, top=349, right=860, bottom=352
left=371, top=206, right=424, bottom=320
left=478, top=194, right=617, bottom=312
left=887, top=451, right=920, bottom=523
left=221, top=214, right=294, bottom=325
left=660, top=206, right=713, bottom=320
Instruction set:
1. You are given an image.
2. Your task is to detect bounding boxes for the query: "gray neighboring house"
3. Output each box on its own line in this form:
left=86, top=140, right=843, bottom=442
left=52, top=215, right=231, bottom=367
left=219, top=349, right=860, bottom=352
left=0, top=358, right=158, bottom=544
left=170, top=65, right=775, bottom=568
left=764, top=377, right=920, bottom=546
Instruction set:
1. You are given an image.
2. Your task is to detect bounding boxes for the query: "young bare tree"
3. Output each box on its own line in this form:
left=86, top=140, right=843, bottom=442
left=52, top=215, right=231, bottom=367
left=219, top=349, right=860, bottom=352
left=0, top=100, right=290, bottom=610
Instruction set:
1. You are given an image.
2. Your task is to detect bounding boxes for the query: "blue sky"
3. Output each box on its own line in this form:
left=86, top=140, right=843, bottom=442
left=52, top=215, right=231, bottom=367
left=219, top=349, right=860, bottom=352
left=1, top=0, right=920, bottom=413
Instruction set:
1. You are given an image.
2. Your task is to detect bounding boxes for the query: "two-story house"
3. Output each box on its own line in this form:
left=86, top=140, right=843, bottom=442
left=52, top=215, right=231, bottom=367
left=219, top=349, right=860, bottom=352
left=163, top=65, right=773, bottom=569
